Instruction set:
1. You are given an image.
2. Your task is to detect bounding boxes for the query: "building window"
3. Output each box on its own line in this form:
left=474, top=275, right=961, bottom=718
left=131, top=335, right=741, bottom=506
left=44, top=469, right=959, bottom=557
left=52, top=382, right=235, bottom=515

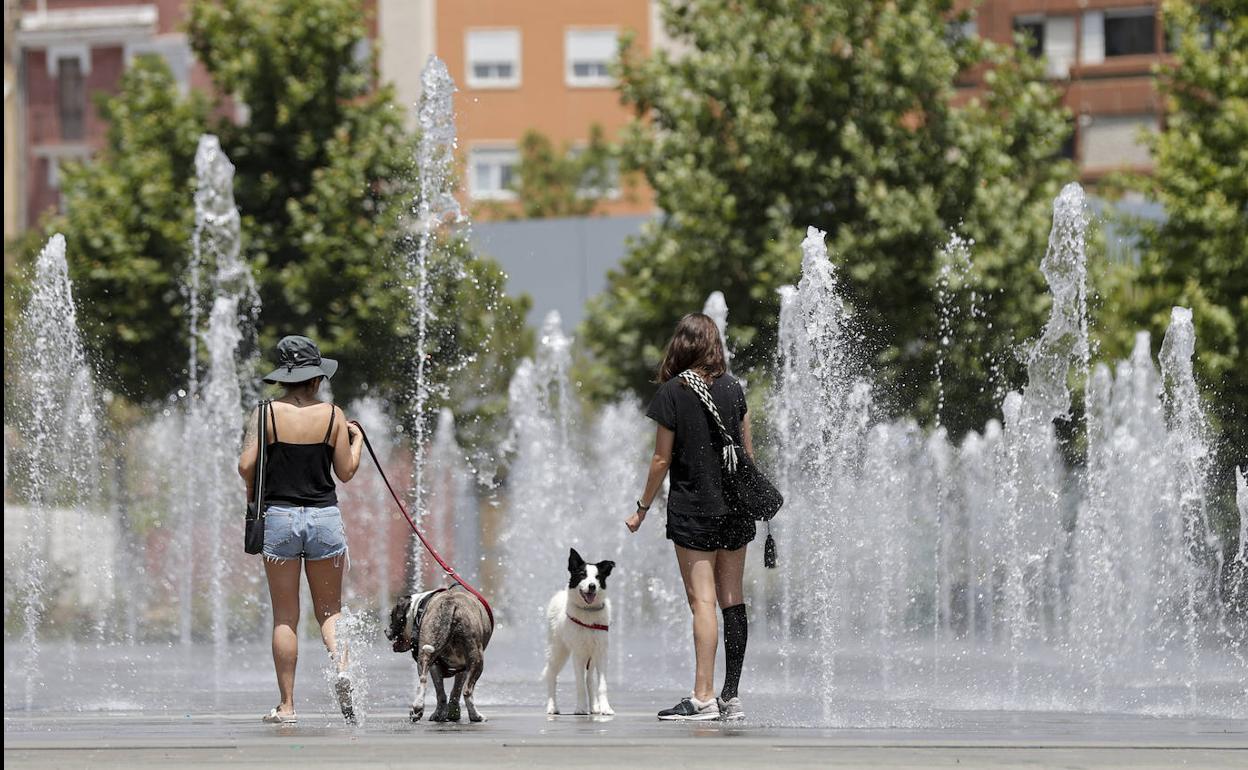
left=1013, top=16, right=1045, bottom=58
left=1104, top=8, right=1156, bottom=57
left=466, top=29, right=521, bottom=88
left=469, top=147, right=519, bottom=200
left=126, top=39, right=194, bottom=95
left=1013, top=15, right=1076, bottom=78
left=565, top=29, right=618, bottom=87
left=1081, top=114, right=1156, bottom=168
left=57, top=56, right=86, bottom=141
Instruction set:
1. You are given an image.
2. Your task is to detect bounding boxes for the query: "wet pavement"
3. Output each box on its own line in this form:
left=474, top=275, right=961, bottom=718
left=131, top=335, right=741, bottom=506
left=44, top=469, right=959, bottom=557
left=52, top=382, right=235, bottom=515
left=7, top=694, right=1248, bottom=769
left=5, top=640, right=1247, bottom=768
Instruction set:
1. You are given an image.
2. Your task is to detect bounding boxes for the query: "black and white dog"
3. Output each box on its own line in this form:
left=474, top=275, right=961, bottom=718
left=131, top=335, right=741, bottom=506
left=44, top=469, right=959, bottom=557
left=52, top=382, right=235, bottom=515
left=543, top=548, right=615, bottom=716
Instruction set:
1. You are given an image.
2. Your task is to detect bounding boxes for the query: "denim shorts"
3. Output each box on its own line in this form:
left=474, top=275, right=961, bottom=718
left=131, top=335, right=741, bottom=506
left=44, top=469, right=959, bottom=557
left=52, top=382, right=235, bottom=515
left=263, top=505, right=348, bottom=561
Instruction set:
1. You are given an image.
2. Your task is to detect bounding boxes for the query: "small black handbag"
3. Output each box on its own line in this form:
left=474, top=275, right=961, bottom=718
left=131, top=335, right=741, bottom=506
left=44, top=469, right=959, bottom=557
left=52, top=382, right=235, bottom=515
left=244, top=399, right=271, bottom=555
left=678, top=371, right=784, bottom=522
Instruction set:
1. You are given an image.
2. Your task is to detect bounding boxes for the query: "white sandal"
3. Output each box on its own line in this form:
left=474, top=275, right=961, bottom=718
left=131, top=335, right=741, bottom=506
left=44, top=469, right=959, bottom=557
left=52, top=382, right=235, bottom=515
left=262, top=707, right=298, bottom=724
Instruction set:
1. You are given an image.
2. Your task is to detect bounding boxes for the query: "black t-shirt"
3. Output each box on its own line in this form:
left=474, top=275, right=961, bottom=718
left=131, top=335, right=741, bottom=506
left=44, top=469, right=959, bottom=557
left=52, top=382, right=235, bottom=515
left=646, top=374, right=747, bottom=518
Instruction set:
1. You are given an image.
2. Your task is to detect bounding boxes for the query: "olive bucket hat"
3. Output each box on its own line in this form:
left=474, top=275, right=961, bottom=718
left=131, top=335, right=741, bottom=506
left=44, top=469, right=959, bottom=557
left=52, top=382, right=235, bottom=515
left=262, top=335, right=339, bottom=384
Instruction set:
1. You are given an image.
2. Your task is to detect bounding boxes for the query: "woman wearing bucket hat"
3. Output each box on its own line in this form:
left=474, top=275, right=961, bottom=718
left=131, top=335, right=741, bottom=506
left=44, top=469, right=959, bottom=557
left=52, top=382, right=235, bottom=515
left=238, top=335, right=363, bottom=724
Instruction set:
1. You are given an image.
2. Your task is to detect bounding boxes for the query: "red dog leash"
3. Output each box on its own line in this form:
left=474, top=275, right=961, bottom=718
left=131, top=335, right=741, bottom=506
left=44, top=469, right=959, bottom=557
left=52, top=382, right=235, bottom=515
left=351, top=421, right=495, bottom=629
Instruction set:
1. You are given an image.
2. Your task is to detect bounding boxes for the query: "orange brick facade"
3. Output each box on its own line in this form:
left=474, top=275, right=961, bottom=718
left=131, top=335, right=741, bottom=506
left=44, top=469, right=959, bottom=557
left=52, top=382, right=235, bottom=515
left=7, top=1, right=1167, bottom=233
left=433, top=0, right=655, bottom=218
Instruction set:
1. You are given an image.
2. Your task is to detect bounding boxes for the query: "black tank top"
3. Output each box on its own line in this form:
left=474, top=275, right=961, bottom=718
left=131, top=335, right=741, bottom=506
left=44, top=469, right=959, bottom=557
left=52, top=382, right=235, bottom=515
left=264, top=404, right=338, bottom=508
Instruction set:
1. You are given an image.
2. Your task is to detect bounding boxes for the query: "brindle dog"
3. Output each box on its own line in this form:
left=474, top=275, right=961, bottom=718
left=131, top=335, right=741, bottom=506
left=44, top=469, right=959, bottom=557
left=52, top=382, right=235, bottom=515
left=386, top=589, right=493, bottom=723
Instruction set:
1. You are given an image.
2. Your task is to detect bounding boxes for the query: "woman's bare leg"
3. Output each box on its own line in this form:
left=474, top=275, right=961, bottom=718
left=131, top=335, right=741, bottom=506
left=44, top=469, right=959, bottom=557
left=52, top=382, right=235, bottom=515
left=264, top=558, right=303, bottom=713
left=305, top=554, right=346, bottom=671
left=674, top=545, right=718, bottom=702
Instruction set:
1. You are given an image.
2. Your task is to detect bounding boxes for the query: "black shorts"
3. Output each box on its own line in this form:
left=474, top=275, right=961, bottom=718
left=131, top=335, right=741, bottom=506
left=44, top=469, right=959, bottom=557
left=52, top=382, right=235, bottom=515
left=666, top=510, right=755, bottom=552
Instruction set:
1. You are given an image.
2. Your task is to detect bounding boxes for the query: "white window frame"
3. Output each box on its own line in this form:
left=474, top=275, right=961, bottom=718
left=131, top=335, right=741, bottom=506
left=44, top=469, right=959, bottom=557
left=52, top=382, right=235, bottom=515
left=125, top=37, right=194, bottom=95
left=1082, top=11, right=1106, bottom=65
left=1013, top=14, right=1076, bottom=78
left=468, top=145, right=519, bottom=201
left=465, top=29, right=521, bottom=89
left=564, top=28, right=618, bottom=88
left=1102, top=6, right=1157, bottom=58
left=1042, top=16, right=1076, bottom=79
left=46, top=44, right=90, bottom=76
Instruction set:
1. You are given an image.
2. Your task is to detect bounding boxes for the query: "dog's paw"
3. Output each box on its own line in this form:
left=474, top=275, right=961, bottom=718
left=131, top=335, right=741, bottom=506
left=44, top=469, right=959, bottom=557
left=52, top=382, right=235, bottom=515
left=429, top=710, right=449, bottom=723
left=545, top=700, right=559, bottom=715
left=599, top=705, right=615, bottom=716
left=469, top=711, right=487, bottom=723
left=409, top=706, right=423, bottom=722
left=446, top=704, right=462, bottom=722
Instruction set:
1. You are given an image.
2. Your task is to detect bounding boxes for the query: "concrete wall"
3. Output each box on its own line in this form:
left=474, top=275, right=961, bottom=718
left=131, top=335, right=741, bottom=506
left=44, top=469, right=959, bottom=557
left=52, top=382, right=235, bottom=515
left=469, top=213, right=652, bottom=329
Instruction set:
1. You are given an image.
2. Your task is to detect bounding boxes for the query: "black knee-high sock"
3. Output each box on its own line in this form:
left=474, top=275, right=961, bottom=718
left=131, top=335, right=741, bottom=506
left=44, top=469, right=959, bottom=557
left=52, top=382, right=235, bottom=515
left=721, top=603, right=748, bottom=701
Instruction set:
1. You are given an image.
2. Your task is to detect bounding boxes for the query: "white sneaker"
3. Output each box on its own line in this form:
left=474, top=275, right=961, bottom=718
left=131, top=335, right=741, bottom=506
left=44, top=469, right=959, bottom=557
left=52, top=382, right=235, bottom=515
left=717, top=696, right=745, bottom=721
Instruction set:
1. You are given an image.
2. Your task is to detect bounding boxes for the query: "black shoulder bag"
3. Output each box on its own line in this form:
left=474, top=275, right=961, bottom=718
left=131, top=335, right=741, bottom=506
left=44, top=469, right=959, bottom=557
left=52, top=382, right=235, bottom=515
left=678, top=371, right=784, bottom=532
left=244, top=399, right=271, bottom=555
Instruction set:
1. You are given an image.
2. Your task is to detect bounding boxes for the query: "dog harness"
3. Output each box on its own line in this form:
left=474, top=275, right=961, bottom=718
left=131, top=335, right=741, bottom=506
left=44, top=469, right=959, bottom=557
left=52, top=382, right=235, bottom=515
left=404, top=588, right=447, bottom=657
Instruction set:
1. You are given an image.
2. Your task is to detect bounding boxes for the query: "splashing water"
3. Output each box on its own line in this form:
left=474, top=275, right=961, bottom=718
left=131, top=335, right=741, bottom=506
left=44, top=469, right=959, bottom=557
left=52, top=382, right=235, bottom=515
left=933, top=233, right=976, bottom=428
left=5, top=161, right=1243, bottom=724
left=1230, top=468, right=1248, bottom=663
left=759, top=184, right=1242, bottom=721
left=702, top=290, right=732, bottom=372
left=500, top=313, right=579, bottom=633
left=427, top=409, right=479, bottom=587
left=6, top=234, right=102, bottom=710
left=402, top=56, right=465, bottom=586
left=339, top=398, right=402, bottom=624
left=176, top=137, right=259, bottom=684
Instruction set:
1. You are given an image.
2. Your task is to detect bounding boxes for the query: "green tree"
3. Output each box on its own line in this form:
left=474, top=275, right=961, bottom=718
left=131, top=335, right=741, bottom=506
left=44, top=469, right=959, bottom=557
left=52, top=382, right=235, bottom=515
left=482, top=124, right=621, bottom=220
left=583, top=0, right=1074, bottom=436
left=8, top=57, right=208, bottom=398
left=186, top=0, right=419, bottom=403
left=1101, top=0, right=1247, bottom=462
left=9, top=0, right=528, bottom=419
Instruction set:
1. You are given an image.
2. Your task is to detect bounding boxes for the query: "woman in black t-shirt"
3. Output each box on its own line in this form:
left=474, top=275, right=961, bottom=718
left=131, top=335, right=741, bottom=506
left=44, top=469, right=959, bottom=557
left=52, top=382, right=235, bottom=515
left=625, top=313, right=753, bottom=722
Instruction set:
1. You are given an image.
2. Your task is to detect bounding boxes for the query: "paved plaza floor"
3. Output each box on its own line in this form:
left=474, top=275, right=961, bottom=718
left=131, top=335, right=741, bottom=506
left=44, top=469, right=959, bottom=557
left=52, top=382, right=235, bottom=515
left=6, top=640, right=1246, bottom=768
left=7, top=696, right=1248, bottom=769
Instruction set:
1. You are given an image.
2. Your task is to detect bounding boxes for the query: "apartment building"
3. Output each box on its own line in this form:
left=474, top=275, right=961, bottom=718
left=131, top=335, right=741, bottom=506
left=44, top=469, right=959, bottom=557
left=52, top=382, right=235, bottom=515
left=6, top=1, right=1169, bottom=235
left=6, top=1, right=214, bottom=231
left=960, top=1, right=1166, bottom=180
left=377, top=0, right=663, bottom=218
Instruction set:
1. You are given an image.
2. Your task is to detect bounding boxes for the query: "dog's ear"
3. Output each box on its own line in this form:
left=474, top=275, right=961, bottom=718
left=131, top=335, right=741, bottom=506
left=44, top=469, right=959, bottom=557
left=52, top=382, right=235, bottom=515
left=596, top=560, right=615, bottom=579
left=568, top=548, right=585, bottom=570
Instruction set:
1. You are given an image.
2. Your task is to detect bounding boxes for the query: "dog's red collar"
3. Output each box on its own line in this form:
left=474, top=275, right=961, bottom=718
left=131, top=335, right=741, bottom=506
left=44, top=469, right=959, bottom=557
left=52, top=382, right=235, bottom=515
left=567, top=613, right=609, bottom=631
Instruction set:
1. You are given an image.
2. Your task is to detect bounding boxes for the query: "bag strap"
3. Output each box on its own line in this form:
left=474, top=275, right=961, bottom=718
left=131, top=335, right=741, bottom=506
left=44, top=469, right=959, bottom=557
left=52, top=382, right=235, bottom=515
left=252, top=399, right=270, bottom=518
left=678, top=371, right=739, bottom=473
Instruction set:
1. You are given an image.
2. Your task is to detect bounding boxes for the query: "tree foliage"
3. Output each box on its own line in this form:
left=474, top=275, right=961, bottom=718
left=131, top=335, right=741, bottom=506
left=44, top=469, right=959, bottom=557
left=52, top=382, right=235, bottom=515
left=9, top=0, right=528, bottom=421
left=1101, top=0, right=1247, bottom=462
left=583, top=0, right=1074, bottom=435
left=481, top=125, right=619, bottom=220
left=8, top=58, right=208, bottom=397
